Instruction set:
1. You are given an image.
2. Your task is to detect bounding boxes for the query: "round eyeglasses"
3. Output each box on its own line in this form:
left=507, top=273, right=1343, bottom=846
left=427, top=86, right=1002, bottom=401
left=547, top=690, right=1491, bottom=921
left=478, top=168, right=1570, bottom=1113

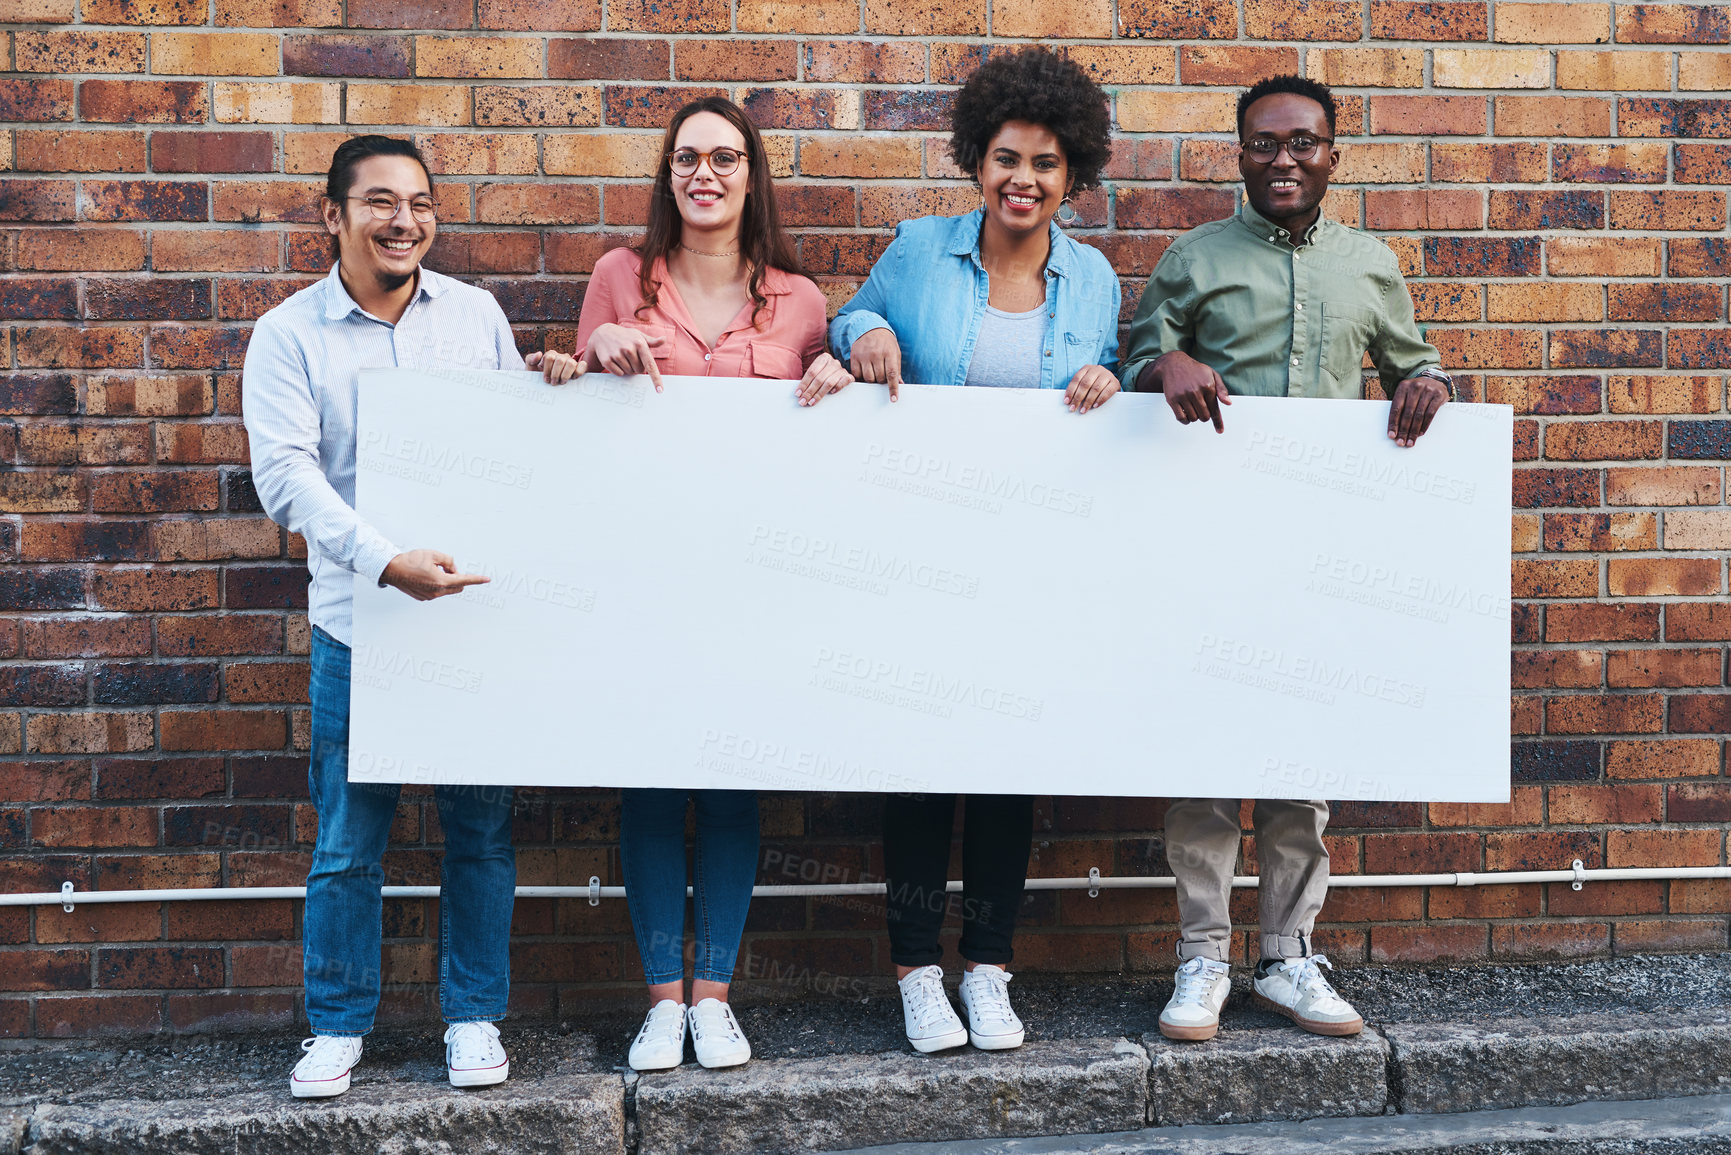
left=1241, top=135, right=1334, bottom=164
left=668, top=147, right=745, bottom=177
left=347, top=194, right=436, bottom=223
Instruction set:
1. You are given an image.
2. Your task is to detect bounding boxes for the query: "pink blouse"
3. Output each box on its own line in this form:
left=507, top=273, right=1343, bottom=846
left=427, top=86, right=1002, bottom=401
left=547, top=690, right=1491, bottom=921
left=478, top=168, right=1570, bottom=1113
left=576, top=248, right=830, bottom=380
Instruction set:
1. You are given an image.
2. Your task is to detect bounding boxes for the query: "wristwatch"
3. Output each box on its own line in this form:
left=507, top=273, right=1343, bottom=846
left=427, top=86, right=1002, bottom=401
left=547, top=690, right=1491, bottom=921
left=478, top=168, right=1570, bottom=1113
left=1415, top=366, right=1456, bottom=401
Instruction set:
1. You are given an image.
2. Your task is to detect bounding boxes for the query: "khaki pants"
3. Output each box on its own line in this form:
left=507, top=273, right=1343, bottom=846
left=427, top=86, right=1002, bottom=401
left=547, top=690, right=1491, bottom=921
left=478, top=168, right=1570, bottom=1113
left=1164, top=798, right=1330, bottom=963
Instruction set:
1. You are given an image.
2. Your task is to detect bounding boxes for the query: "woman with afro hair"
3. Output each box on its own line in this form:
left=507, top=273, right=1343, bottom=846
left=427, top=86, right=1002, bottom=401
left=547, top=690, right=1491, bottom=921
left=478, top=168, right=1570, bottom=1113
left=828, top=47, right=1121, bottom=1057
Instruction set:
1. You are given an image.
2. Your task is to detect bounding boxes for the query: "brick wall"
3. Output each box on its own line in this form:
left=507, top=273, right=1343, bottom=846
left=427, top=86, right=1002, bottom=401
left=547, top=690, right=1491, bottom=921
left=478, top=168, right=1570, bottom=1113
left=1, top=0, right=1728, bottom=1038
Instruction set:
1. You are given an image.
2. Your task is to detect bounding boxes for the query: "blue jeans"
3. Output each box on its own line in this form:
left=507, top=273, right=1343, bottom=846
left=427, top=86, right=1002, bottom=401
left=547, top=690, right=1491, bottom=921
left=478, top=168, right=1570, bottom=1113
left=621, top=789, right=759, bottom=985
left=304, top=627, right=517, bottom=1036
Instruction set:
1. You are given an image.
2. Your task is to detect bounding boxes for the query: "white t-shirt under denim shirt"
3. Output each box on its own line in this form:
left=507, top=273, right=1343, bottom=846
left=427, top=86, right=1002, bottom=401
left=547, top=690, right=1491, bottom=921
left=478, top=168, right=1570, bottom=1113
left=241, top=263, right=525, bottom=646
left=962, top=301, right=1050, bottom=390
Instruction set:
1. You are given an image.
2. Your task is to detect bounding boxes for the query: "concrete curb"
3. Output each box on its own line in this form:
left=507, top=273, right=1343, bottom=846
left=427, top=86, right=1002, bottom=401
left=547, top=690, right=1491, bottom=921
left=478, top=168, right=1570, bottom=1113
left=10, top=1013, right=1731, bottom=1153
left=1143, top=1027, right=1389, bottom=1126
left=634, top=1037, right=1149, bottom=1155
left=15, top=1074, right=625, bottom=1155
left=1386, top=1010, right=1731, bottom=1115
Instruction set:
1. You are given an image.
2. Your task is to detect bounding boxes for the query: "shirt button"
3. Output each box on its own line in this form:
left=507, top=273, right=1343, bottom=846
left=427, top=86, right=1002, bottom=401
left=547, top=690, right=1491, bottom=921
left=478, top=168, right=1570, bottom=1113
left=1291, top=357, right=1300, bottom=366
left=704, top=353, right=712, bottom=361
left=1295, top=303, right=1304, bottom=311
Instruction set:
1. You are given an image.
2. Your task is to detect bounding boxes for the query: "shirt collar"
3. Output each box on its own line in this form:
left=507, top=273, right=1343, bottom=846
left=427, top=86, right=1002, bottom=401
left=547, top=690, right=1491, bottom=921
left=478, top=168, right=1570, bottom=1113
left=321, top=261, right=446, bottom=321
left=1239, top=200, right=1327, bottom=247
left=947, top=207, right=1074, bottom=277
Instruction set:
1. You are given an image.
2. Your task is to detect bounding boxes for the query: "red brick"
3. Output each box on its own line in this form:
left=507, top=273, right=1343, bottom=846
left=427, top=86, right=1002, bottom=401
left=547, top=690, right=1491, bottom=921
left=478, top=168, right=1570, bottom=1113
left=1615, top=920, right=1728, bottom=953
left=1609, top=828, right=1722, bottom=868
left=1487, top=189, right=1604, bottom=230
left=1610, top=285, right=1723, bottom=324
left=0, top=78, right=75, bottom=122
left=1544, top=419, right=1663, bottom=460
left=1370, top=924, right=1487, bottom=964
left=1483, top=375, right=1602, bottom=412
left=16, top=131, right=146, bottom=174
left=1429, top=883, right=1539, bottom=919
left=33, top=805, right=160, bottom=847
left=37, top=902, right=161, bottom=944
left=1672, top=694, right=1731, bottom=734
left=478, top=0, right=598, bottom=28
left=28, top=712, right=155, bottom=754
left=1432, top=141, right=1548, bottom=183
left=1619, top=97, right=1731, bottom=138
left=1606, top=465, right=1721, bottom=505
left=90, top=471, right=219, bottom=513
left=37, top=993, right=163, bottom=1036
left=150, top=131, right=274, bottom=174
left=1546, top=603, right=1659, bottom=642
left=1607, top=649, right=1723, bottom=688
left=1369, top=95, right=1485, bottom=135
left=1365, top=189, right=1484, bottom=230
left=475, top=183, right=599, bottom=226
left=546, top=36, right=667, bottom=79
left=157, top=614, right=282, bottom=656
left=1486, top=829, right=1603, bottom=870
left=1369, top=1, right=1487, bottom=38
left=80, top=80, right=208, bottom=124
left=1611, top=190, right=1727, bottom=231
left=1364, top=831, right=1482, bottom=872
left=1607, top=557, right=1722, bottom=597
left=346, top=0, right=469, bottom=27
left=17, top=229, right=147, bottom=272
left=1546, top=694, right=1665, bottom=733
left=1493, top=922, right=1609, bottom=961
left=801, top=40, right=923, bottom=83
left=1551, top=784, right=1665, bottom=825
left=1608, top=738, right=1722, bottom=778
left=153, top=229, right=280, bottom=273
left=1669, top=602, right=1731, bottom=641
left=1513, top=648, right=1603, bottom=688
left=1550, top=331, right=1664, bottom=371
left=1119, top=0, right=1236, bottom=36
left=1676, top=144, right=1731, bottom=184
left=1552, top=143, right=1669, bottom=183
left=1428, top=327, right=1543, bottom=369
left=1547, top=237, right=1662, bottom=277
left=1616, top=3, right=1731, bottom=42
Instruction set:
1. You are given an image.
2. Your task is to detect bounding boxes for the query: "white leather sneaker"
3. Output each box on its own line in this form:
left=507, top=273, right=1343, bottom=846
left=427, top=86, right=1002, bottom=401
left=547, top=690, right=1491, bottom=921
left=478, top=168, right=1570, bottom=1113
left=688, top=998, right=752, bottom=1069
left=444, top=1021, right=509, bottom=1087
left=290, top=1034, right=363, bottom=1098
left=628, top=999, right=687, bottom=1071
left=898, top=965, right=967, bottom=1054
left=959, top=965, right=1025, bottom=1050
left=1252, top=955, right=1364, bottom=1036
left=1159, top=957, right=1232, bottom=1041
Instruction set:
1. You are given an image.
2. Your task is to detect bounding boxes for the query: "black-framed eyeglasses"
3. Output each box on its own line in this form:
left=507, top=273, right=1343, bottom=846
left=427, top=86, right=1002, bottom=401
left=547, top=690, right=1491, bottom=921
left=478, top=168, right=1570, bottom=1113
left=1241, top=134, right=1335, bottom=163
left=668, top=147, right=745, bottom=176
left=347, top=194, right=437, bottom=223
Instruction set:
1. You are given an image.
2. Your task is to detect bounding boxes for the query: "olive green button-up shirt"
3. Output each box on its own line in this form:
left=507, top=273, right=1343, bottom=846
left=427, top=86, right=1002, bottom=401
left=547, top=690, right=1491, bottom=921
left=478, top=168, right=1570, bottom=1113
left=1118, top=202, right=1442, bottom=400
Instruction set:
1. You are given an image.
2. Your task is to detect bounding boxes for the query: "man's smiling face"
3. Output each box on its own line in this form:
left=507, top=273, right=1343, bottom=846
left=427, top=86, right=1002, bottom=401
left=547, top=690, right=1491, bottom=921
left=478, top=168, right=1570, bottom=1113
left=325, top=154, right=435, bottom=293
left=1238, top=91, right=1340, bottom=231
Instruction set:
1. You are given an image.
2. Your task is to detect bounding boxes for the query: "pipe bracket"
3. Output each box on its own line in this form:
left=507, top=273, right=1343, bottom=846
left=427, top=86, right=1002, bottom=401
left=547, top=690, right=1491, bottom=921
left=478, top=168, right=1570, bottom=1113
left=1571, top=859, right=1586, bottom=891
left=61, top=881, right=74, bottom=913
left=588, top=875, right=601, bottom=907
left=1088, top=867, right=1100, bottom=898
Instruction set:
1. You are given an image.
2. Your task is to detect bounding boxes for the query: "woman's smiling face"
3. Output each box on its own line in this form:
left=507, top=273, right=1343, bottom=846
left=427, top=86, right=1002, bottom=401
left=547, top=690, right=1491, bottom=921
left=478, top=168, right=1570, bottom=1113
left=670, top=110, right=750, bottom=238
left=976, top=119, right=1070, bottom=239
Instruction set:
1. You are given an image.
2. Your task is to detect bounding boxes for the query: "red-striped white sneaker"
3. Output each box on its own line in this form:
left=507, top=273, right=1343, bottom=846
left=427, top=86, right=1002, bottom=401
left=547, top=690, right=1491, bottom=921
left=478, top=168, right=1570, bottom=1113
left=290, top=1035, right=362, bottom=1098
left=444, top=1021, right=510, bottom=1087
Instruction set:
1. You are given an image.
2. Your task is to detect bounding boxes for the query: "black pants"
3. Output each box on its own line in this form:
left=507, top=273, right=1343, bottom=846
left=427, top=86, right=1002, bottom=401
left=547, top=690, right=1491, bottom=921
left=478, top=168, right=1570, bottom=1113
left=882, top=793, right=1034, bottom=968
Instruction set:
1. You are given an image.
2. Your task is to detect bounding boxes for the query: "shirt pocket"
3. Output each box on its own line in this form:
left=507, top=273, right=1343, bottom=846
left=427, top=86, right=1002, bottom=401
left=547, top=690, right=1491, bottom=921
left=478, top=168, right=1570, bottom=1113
left=620, top=319, right=676, bottom=361
left=1319, top=302, right=1378, bottom=390
left=747, top=339, right=804, bottom=381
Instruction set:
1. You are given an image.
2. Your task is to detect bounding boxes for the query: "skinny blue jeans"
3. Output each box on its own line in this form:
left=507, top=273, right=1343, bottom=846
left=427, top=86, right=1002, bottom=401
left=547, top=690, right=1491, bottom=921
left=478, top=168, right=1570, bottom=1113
left=621, top=789, right=760, bottom=985
left=303, top=627, right=517, bottom=1036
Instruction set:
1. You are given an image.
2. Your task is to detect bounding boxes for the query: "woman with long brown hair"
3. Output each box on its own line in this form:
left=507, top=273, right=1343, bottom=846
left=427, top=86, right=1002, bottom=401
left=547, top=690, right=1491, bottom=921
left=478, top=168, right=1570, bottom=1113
left=573, top=97, right=851, bottom=1075
left=574, top=95, right=851, bottom=402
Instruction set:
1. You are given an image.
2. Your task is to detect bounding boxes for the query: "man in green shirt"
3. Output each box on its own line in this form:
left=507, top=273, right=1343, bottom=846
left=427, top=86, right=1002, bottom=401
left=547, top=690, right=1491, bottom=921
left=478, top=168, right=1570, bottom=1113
left=1124, top=75, right=1454, bottom=1044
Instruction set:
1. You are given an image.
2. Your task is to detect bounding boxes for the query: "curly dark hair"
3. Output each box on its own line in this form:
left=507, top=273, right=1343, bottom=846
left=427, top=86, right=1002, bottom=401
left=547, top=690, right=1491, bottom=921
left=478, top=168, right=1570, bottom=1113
left=1237, top=75, right=1338, bottom=137
left=949, top=48, right=1112, bottom=192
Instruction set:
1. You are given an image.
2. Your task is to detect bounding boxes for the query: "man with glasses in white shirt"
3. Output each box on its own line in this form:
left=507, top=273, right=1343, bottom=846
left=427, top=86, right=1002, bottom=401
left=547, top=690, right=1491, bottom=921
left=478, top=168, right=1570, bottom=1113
left=243, top=135, right=577, bottom=1097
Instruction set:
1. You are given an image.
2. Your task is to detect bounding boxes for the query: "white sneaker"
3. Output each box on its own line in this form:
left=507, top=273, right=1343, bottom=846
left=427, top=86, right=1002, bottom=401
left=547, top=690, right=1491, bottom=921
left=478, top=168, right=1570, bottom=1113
left=1252, top=954, right=1364, bottom=1037
left=444, top=1021, right=509, bottom=1087
left=290, top=1034, right=363, bottom=1098
left=898, top=965, right=967, bottom=1054
left=959, top=965, right=1025, bottom=1050
left=1159, top=957, right=1232, bottom=1042
left=628, top=999, right=687, bottom=1071
left=688, top=998, right=752, bottom=1069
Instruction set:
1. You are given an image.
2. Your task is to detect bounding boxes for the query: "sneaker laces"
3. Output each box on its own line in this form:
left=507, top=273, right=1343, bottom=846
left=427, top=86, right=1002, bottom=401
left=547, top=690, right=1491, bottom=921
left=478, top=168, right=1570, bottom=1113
left=443, top=1021, right=500, bottom=1066
left=636, top=1000, right=684, bottom=1047
left=1284, top=954, right=1342, bottom=1001
left=904, top=967, right=957, bottom=1034
left=298, top=1035, right=357, bottom=1076
left=1171, top=957, right=1227, bottom=1006
left=965, top=968, right=1015, bottom=1022
left=690, top=1000, right=742, bottom=1044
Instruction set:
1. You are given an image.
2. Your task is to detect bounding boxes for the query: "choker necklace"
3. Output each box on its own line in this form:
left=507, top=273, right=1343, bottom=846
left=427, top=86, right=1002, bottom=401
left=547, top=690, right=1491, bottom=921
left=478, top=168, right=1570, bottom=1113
left=681, top=243, right=738, bottom=258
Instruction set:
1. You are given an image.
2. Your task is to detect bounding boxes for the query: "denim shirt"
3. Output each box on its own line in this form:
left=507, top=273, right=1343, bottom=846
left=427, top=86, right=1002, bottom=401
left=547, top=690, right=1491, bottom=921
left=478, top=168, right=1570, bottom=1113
left=829, top=210, right=1121, bottom=389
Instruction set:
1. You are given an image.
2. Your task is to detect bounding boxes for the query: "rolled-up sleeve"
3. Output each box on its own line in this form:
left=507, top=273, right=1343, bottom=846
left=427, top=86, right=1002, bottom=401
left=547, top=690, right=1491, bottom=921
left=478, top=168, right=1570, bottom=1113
left=242, top=316, right=400, bottom=586
left=829, top=226, right=904, bottom=360
left=1369, top=270, right=1442, bottom=394
left=1118, top=247, right=1196, bottom=392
